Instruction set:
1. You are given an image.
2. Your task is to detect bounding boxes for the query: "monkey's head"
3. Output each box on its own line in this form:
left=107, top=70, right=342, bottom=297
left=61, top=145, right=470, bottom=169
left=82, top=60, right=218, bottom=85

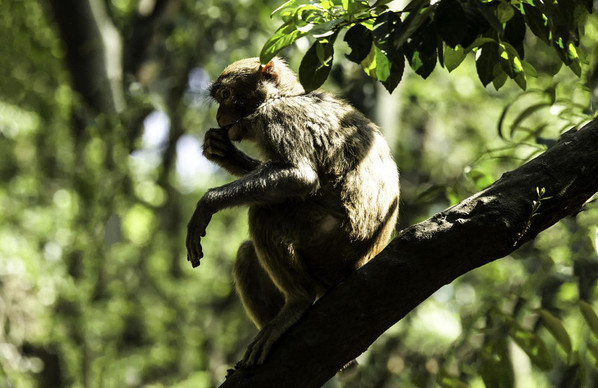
left=209, top=57, right=305, bottom=141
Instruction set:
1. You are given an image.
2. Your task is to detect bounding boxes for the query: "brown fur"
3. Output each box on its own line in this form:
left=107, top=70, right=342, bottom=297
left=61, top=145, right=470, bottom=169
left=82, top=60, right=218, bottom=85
left=186, top=57, right=399, bottom=365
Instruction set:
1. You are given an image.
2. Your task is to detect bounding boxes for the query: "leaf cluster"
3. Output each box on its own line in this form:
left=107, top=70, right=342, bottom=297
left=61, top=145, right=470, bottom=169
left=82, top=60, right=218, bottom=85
left=261, top=0, right=593, bottom=92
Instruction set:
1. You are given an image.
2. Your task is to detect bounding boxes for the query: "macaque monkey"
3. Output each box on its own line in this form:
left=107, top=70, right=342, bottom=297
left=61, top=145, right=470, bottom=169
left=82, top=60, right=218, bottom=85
left=186, top=57, right=399, bottom=366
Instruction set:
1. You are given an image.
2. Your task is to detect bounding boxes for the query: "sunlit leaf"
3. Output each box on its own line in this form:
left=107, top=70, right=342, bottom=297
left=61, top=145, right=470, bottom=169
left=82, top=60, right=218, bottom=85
left=444, top=45, right=467, bottom=72
left=311, top=19, right=343, bottom=38
left=496, top=2, right=515, bottom=23
left=271, top=0, right=298, bottom=18
left=538, top=309, right=572, bottom=354
left=381, top=49, right=404, bottom=93
left=260, top=23, right=306, bottom=63
left=580, top=300, right=598, bottom=337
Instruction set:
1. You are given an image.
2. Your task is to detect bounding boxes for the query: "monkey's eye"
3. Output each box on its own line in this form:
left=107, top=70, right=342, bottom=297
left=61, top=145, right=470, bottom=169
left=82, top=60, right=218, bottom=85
left=221, top=89, right=231, bottom=100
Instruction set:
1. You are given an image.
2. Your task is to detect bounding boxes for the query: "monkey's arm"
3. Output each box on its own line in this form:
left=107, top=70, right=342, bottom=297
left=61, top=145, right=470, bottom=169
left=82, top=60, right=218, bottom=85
left=186, top=163, right=319, bottom=266
left=203, top=128, right=260, bottom=176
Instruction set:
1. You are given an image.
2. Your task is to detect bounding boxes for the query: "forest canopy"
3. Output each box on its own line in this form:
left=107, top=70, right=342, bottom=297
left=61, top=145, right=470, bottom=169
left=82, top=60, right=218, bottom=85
left=0, top=0, right=597, bottom=387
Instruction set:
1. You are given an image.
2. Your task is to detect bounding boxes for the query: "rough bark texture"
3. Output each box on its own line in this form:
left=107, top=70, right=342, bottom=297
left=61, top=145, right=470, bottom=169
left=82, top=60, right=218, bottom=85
left=221, top=119, right=598, bottom=387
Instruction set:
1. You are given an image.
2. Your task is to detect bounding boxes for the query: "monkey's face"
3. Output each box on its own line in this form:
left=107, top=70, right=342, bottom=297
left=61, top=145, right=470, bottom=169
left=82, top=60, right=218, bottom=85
left=210, top=61, right=265, bottom=141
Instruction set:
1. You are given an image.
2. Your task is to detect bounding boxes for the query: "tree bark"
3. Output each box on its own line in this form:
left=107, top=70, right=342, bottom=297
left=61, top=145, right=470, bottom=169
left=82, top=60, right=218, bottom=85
left=221, top=118, right=598, bottom=387
left=46, top=0, right=124, bottom=113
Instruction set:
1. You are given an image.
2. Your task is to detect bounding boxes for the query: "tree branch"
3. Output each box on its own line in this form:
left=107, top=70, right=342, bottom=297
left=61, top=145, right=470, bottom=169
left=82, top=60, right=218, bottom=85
left=221, top=118, right=598, bottom=387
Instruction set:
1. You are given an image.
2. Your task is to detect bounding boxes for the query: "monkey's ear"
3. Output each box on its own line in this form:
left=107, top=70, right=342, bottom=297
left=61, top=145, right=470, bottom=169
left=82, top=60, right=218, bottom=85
left=260, top=61, right=279, bottom=82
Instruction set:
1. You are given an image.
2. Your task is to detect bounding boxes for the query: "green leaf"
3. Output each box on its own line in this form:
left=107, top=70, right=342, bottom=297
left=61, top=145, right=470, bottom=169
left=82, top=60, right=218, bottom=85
left=382, top=49, right=405, bottom=93
left=466, top=36, right=496, bottom=51
left=538, top=309, right=572, bottom=354
left=374, top=47, right=391, bottom=82
left=260, top=23, right=306, bottom=63
left=580, top=300, right=598, bottom=337
left=492, top=67, right=508, bottom=91
left=513, top=71, right=527, bottom=90
left=496, top=2, right=515, bottom=23
left=508, top=102, right=551, bottom=138
left=361, top=43, right=377, bottom=76
left=444, top=46, right=467, bottom=72
left=567, top=43, right=582, bottom=77
left=434, top=0, right=467, bottom=48
left=466, top=168, right=493, bottom=190
left=496, top=42, right=527, bottom=90
left=521, top=3, right=549, bottom=44
left=521, top=60, right=537, bottom=77
left=299, top=38, right=335, bottom=92
left=344, top=24, right=373, bottom=63
left=295, top=5, right=326, bottom=26
left=360, top=44, right=391, bottom=82
left=310, top=19, right=343, bottom=38
left=404, top=19, right=438, bottom=79
left=373, top=11, right=402, bottom=58
left=480, top=338, right=514, bottom=388
left=436, top=369, right=468, bottom=388
left=372, top=0, right=394, bottom=6
left=415, top=185, right=446, bottom=203
left=509, top=322, right=554, bottom=370
left=504, top=10, right=526, bottom=56
left=272, top=0, right=299, bottom=18
left=346, top=1, right=371, bottom=19
left=391, top=0, right=433, bottom=50
left=476, top=43, right=499, bottom=87
left=466, top=0, right=502, bottom=34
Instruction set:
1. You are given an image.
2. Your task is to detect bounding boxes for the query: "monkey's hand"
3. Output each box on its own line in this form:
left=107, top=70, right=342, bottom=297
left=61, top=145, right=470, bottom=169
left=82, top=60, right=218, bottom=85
left=186, top=198, right=214, bottom=268
left=203, top=128, right=260, bottom=176
left=203, top=128, right=238, bottom=163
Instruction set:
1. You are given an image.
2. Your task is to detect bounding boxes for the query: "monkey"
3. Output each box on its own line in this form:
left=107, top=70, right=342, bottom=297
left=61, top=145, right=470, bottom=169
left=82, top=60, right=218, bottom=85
left=186, top=57, right=399, bottom=366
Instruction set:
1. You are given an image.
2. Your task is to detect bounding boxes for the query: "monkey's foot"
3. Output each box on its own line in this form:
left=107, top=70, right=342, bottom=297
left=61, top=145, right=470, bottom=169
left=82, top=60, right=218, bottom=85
left=241, top=300, right=313, bottom=365
left=242, top=323, right=279, bottom=366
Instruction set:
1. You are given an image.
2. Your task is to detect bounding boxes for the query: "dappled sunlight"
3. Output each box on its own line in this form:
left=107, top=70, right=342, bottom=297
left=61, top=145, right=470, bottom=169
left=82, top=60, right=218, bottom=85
left=0, top=0, right=597, bottom=386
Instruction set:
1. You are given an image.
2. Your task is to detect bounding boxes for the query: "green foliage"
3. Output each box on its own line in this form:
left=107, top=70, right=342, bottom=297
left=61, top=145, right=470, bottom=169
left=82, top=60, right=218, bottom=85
left=0, top=0, right=597, bottom=386
left=262, top=0, right=593, bottom=92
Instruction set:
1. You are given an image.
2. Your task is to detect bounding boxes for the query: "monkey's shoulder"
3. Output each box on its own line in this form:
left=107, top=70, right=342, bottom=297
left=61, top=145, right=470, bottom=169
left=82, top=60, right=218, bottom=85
left=257, top=91, right=373, bottom=132
left=259, top=91, right=346, bottom=114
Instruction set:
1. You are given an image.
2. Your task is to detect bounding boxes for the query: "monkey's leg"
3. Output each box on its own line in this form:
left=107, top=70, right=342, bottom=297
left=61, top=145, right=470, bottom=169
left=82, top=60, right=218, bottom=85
left=233, top=241, right=284, bottom=328
left=242, top=295, right=314, bottom=366
left=240, top=241, right=318, bottom=366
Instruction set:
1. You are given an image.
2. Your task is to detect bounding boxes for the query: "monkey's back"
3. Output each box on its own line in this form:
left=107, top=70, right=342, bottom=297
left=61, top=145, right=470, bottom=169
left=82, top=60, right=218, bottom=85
left=249, top=92, right=399, bottom=286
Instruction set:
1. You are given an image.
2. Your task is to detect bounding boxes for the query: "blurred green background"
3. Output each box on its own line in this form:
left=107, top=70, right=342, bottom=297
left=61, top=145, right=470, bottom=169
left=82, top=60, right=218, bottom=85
left=0, top=0, right=597, bottom=387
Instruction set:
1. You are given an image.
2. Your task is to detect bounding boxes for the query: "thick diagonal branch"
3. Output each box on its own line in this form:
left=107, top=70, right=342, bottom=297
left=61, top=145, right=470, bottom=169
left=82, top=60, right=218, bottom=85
left=221, top=118, right=598, bottom=387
